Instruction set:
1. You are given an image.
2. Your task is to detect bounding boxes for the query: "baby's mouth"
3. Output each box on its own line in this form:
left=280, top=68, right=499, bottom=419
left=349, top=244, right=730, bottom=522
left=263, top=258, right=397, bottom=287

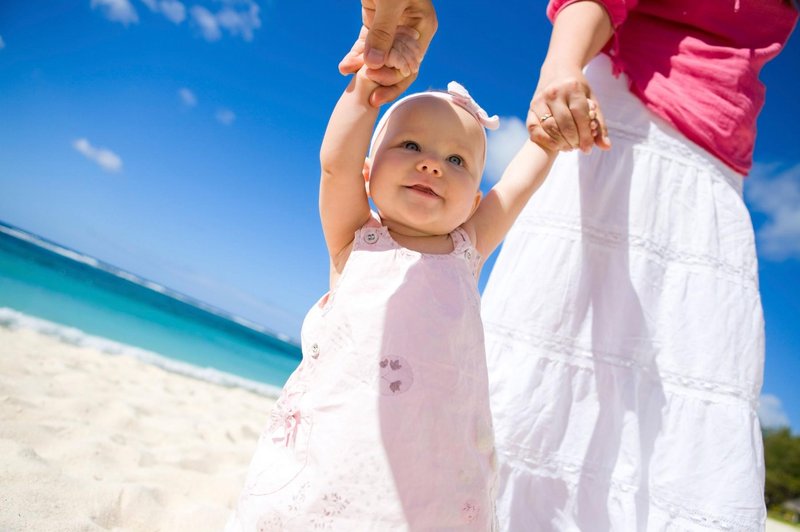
left=406, top=184, right=440, bottom=198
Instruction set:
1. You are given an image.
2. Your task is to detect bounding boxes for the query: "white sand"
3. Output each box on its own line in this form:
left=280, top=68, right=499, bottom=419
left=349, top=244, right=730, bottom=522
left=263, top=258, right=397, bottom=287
left=0, top=325, right=274, bottom=532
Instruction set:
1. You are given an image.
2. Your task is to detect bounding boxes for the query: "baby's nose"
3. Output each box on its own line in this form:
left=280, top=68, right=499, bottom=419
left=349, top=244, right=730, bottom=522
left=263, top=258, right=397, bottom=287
left=417, top=160, right=441, bottom=176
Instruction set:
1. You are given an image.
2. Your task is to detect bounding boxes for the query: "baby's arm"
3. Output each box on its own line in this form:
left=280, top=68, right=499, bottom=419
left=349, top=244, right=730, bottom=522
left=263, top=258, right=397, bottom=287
left=466, top=140, right=557, bottom=260
left=319, top=69, right=379, bottom=263
left=468, top=100, right=599, bottom=260
left=319, top=27, right=421, bottom=266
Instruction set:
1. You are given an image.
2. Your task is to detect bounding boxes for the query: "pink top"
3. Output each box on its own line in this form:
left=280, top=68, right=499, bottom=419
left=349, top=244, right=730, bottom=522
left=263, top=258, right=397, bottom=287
left=547, top=0, right=798, bottom=175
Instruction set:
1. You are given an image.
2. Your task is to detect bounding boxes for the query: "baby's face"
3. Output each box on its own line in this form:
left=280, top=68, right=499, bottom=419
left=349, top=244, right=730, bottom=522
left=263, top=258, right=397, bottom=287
left=367, top=97, right=485, bottom=237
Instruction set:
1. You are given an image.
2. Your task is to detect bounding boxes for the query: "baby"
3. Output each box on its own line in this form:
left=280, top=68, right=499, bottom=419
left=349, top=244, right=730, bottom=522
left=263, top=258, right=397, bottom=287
left=227, top=30, right=566, bottom=531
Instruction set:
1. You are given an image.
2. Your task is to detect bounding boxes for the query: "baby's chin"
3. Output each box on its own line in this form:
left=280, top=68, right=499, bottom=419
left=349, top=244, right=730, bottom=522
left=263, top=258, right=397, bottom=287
left=380, top=212, right=467, bottom=237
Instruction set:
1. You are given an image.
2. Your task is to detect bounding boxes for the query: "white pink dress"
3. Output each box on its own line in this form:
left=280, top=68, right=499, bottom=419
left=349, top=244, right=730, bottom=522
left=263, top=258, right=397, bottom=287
left=226, top=216, right=497, bottom=531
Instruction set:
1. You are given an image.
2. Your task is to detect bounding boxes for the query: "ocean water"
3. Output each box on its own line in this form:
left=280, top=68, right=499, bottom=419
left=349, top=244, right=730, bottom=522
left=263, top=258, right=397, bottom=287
left=0, top=222, right=300, bottom=396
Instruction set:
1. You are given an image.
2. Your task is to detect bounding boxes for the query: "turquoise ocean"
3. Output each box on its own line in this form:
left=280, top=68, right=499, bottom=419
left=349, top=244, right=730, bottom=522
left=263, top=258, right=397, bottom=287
left=0, top=221, right=300, bottom=396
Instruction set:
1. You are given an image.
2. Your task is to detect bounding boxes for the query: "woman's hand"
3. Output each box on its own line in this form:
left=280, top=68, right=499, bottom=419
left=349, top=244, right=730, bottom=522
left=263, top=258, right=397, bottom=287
left=526, top=1, right=615, bottom=153
left=527, top=67, right=610, bottom=153
left=339, top=0, right=437, bottom=106
left=339, top=25, right=423, bottom=94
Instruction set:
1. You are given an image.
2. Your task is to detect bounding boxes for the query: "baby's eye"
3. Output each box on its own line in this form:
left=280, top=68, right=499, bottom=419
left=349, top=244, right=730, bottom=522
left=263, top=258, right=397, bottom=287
left=447, top=154, right=464, bottom=166
left=403, top=141, right=420, bottom=151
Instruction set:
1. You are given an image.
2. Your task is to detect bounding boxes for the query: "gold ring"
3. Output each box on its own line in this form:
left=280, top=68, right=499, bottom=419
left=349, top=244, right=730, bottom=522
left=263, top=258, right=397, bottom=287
left=539, top=113, right=553, bottom=122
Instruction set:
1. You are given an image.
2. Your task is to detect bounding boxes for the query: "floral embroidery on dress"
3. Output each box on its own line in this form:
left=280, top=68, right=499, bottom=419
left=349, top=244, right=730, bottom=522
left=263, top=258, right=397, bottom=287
left=461, top=500, right=480, bottom=523
left=268, top=391, right=305, bottom=448
left=310, top=492, right=352, bottom=529
left=255, top=514, right=283, bottom=532
left=379, top=356, right=414, bottom=395
left=286, top=480, right=312, bottom=513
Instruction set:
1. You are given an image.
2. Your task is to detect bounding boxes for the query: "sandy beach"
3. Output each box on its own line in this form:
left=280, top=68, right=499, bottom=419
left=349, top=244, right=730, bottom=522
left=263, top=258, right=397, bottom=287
left=1, top=321, right=793, bottom=532
left=0, top=324, right=274, bottom=532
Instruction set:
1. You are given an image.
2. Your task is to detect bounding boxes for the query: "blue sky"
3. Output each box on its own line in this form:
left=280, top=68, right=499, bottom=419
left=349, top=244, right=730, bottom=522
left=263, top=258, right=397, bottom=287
left=0, top=1, right=797, bottom=432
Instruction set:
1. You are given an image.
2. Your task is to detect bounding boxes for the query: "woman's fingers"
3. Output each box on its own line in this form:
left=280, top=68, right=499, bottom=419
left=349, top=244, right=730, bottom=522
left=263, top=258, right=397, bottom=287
left=527, top=103, right=564, bottom=153
left=338, top=26, right=369, bottom=75
left=546, top=96, right=581, bottom=150
left=384, top=26, right=421, bottom=77
left=526, top=75, right=611, bottom=153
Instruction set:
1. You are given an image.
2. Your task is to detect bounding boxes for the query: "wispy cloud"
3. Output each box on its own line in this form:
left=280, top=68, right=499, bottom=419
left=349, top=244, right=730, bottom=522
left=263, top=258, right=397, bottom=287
left=758, top=394, right=791, bottom=429
left=190, top=0, right=261, bottom=42
left=159, top=0, right=186, bottom=23
left=191, top=6, right=221, bottom=41
left=178, top=87, right=197, bottom=107
left=215, top=108, right=236, bottom=125
left=485, top=116, right=529, bottom=182
left=91, top=0, right=139, bottom=26
left=745, top=162, right=800, bottom=261
left=140, top=0, right=186, bottom=24
left=0, top=35, right=6, bottom=50
left=73, top=138, right=123, bottom=172
left=95, top=0, right=260, bottom=41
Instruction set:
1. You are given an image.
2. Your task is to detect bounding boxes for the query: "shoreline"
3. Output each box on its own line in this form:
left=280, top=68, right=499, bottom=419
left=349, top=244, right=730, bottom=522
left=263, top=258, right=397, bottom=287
left=0, top=323, right=275, bottom=531
left=0, top=307, right=283, bottom=398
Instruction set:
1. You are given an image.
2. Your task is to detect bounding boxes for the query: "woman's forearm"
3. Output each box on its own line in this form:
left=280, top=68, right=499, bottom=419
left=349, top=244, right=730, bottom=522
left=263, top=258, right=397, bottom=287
left=541, top=1, right=614, bottom=75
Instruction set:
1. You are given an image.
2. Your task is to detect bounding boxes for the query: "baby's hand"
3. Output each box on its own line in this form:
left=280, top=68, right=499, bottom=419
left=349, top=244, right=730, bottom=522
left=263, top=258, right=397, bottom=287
left=339, top=25, right=422, bottom=84
left=588, top=99, right=601, bottom=139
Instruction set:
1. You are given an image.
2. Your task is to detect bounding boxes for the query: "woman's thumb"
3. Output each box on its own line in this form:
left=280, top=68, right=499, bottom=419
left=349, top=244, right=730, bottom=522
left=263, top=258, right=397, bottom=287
left=364, top=2, right=405, bottom=69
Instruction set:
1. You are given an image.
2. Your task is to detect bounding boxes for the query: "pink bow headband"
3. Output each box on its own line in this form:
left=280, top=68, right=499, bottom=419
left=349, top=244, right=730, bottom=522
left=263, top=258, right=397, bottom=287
left=369, top=81, right=500, bottom=166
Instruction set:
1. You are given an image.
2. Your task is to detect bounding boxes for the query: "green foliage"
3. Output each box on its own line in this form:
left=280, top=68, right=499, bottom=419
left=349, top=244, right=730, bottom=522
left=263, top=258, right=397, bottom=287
left=764, top=428, right=800, bottom=508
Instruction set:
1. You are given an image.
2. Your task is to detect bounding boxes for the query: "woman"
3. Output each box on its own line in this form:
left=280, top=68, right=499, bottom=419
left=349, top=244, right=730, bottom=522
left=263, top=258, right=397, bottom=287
left=482, top=1, right=797, bottom=530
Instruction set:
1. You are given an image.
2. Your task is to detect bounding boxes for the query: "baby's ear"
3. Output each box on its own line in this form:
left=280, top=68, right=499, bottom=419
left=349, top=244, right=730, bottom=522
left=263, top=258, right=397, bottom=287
left=363, top=158, right=372, bottom=195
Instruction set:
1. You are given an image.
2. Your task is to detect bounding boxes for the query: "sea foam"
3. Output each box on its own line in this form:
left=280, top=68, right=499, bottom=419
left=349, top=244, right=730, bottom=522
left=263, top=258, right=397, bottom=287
left=0, top=307, right=282, bottom=398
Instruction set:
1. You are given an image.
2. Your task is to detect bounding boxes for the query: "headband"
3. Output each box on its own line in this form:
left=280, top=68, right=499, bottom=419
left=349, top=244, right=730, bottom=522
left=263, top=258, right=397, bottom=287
left=368, top=81, right=500, bottom=166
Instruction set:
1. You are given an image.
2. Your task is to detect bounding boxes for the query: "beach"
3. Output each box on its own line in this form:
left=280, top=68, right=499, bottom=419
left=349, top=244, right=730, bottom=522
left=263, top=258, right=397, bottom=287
left=0, top=323, right=275, bottom=532
left=1, top=320, right=794, bottom=532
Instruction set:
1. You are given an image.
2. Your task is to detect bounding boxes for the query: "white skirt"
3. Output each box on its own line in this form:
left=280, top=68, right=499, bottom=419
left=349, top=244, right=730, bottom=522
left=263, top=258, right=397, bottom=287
left=482, top=55, right=765, bottom=532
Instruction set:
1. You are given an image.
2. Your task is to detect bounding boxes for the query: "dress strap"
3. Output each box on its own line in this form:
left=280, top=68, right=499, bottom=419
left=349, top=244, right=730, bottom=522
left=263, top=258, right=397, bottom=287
left=365, top=211, right=383, bottom=228
left=353, top=211, right=392, bottom=251
left=450, top=227, right=481, bottom=278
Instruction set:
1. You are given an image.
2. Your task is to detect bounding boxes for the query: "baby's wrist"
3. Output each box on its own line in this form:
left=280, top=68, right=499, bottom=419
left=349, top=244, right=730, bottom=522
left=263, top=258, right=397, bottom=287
left=354, top=67, right=381, bottom=97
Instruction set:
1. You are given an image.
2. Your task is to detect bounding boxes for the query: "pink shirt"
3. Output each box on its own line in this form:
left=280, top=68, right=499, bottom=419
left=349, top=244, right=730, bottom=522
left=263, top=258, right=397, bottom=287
left=547, top=0, right=798, bottom=175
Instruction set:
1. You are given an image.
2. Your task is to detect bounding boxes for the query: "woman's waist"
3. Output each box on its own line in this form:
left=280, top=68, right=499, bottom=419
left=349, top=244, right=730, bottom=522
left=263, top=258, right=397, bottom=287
left=585, top=54, right=744, bottom=191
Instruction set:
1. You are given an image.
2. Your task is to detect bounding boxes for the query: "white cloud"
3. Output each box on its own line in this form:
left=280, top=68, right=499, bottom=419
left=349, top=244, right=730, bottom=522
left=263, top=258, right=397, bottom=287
left=101, top=0, right=259, bottom=41
left=139, top=0, right=185, bottom=24
left=191, top=6, right=221, bottom=41
left=485, top=116, right=529, bottom=182
left=73, top=138, right=123, bottom=173
left=745, top=162, right=800, bottom=261
left=178, top=87, right=197, bottom=107
left=158, top=0, right=186, bottom=23
left=215, top=108, right=236, bottom=125
left=216, top=0, right=261, bottom=41
left=91, top=0, right=139, bottom=26
left=758, top=394, right=791, bottom=429
left=0, top=35, right=5, bottom=50
left=191, top=0, right=261, bottom=42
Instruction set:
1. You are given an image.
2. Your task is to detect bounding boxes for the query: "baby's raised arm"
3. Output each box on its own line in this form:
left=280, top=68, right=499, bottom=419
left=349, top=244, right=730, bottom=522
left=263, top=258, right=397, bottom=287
left=467, top=141, right=557, bottom=261
left=468, top=100, right=598, bottom=261
left=319, top=27, right=421, bottom=265
left=319, top=69, right=379, bottom=263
